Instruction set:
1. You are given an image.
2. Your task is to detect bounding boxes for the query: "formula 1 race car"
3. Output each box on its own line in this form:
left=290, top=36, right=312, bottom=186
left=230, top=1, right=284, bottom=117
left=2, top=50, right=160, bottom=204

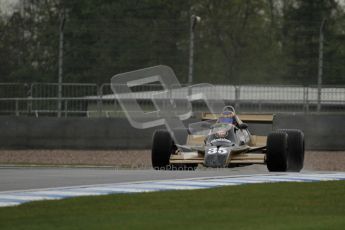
left=151, top=106, right=305, bottom=172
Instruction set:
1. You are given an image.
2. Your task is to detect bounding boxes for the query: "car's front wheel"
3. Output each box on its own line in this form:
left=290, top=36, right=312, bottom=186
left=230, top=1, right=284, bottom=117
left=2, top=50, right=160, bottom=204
left=266, top=131, right=288, bottom=172
left=151, top=130, right=174, bottom=170
left=279, top=129, right=305, bottom=172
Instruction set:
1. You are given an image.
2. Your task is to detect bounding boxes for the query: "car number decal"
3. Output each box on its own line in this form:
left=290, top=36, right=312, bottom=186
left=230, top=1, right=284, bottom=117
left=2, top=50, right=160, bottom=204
left=207, top=147, right=227, bottom=154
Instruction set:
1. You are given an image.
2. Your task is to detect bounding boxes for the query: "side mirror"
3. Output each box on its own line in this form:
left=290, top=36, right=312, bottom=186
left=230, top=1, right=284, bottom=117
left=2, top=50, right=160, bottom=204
left=238, top=123, right=248, bottom=130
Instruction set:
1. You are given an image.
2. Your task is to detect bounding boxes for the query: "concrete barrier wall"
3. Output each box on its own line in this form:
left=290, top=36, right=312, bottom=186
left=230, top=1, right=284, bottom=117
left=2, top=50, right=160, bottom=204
left=0, top=117, right=160, bottom=149
left=0, top=114, right=344, bottom=150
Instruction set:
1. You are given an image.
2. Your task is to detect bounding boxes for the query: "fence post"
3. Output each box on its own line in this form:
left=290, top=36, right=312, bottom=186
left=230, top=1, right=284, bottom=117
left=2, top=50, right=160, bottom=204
left=317, top=19, right=326, bottom=112
left=235, top=85, right=241, bottom=111
left=58, top=9, right=66, bottom=118
left=303, top=87, right=309, bottom=113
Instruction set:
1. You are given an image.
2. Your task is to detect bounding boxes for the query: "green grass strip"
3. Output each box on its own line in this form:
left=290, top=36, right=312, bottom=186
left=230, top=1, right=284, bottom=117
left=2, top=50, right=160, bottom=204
left=0, top=181, right=345, bottom=230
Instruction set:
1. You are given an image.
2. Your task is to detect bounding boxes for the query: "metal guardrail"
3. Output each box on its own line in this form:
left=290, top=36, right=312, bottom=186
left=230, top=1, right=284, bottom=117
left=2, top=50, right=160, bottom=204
left=0, top=83, right=345, bottom=117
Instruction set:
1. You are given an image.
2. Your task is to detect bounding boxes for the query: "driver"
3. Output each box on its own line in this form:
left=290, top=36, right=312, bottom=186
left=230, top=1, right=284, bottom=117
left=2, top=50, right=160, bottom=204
left=217, top=111, right=239, bottom=127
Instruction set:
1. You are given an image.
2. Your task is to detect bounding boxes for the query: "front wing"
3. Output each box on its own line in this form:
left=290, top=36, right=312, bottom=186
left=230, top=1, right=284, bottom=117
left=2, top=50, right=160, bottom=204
left=170, top=146, right=266, bottom=165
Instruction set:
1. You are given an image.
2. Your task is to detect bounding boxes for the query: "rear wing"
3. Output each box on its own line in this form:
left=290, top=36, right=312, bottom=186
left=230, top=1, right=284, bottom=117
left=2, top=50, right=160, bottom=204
left=201, top=112, right=274, bottom=124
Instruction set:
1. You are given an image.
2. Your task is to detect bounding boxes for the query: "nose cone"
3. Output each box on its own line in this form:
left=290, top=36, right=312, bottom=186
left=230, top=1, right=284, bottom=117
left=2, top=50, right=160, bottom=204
left=204, top=147, right=231, bottom=167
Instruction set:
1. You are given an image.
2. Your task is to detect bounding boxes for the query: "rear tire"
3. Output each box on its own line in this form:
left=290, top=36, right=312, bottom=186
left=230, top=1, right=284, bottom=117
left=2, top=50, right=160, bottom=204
left=278, top=129, right=304, bottom=172
left=151, top=130, right=174, bottom=170
left=266, top=132, right=288, bottom=172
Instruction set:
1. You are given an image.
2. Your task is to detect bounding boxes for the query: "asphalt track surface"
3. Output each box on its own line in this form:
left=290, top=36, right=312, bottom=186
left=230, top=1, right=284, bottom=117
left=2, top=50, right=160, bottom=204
left=2, top=165, right=345, bottom=208
left=0, top=165, right=270, bottom=192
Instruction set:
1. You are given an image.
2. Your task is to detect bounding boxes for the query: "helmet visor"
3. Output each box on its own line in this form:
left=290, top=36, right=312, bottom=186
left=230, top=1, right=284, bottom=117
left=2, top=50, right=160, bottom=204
left=218, top=117, right=234, bottom=123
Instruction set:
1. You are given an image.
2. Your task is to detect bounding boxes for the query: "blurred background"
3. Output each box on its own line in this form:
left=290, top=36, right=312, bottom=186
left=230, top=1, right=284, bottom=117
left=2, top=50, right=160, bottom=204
left=0, top=0, right=345, bottom=116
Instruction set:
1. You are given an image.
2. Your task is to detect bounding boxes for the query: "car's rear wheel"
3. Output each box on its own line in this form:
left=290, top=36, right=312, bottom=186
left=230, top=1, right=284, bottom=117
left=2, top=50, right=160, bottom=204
left=266, top=131, right=288, bottom=172
left=151, top=130, right=175, bottom=170
left=279, top=129, right=305, bottom=172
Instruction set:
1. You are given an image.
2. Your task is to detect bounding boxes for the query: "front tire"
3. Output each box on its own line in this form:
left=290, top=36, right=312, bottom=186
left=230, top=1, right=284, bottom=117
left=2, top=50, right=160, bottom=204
left=279, top=129, right=305, bottom=172
left=151, top=130, right=174, bottom=170
left=266, top=131, right=288, bottom=172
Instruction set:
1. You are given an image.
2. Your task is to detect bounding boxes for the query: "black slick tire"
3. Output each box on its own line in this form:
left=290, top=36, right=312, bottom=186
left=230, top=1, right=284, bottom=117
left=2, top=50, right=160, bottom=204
left=151, top=130, right=174, bottom=170
left=266, top=131, right=288, bottom=172
left=278, top=129, right=305, bottom=172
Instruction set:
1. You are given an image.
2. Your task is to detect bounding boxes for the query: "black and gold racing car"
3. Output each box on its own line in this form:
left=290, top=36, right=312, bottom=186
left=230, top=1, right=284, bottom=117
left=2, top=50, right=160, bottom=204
left=151, top=106, right=305, bottom=172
